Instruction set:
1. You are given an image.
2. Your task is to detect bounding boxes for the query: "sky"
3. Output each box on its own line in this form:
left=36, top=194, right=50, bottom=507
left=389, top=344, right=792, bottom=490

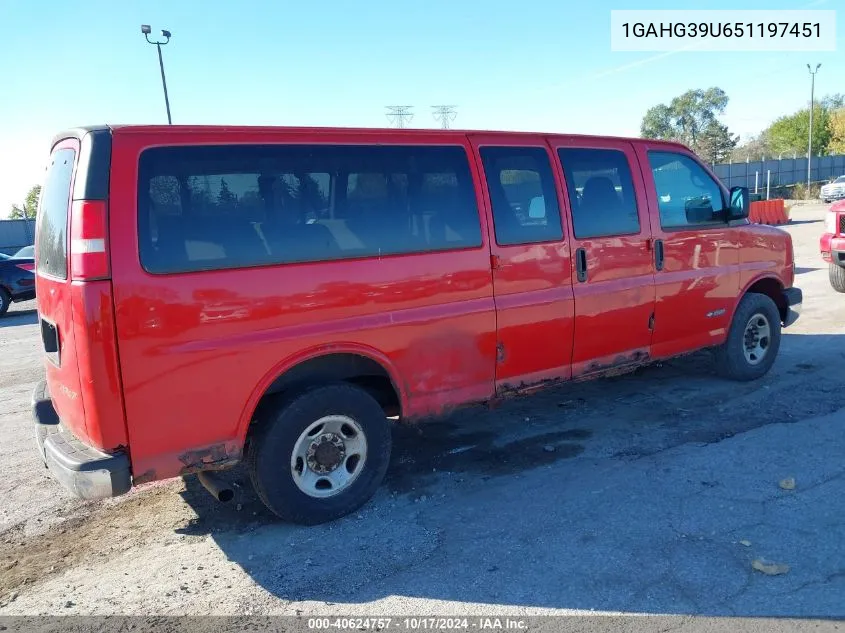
left=0, top=0, right=842, bottom=216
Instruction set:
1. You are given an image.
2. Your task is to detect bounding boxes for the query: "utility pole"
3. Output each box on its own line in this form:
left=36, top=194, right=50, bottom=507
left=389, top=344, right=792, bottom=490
left=385, top=106, right=414, bottom=129
left=432, top=105, right=458, bottom=130
left=142, top=25, right=173, bottom=124
left=807, top=63, right=821, bottom=191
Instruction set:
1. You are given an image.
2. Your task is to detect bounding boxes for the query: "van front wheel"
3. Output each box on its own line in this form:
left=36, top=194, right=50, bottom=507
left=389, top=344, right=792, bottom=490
left=247, top=384, right=392, bottom=524
left=715, top=292, right=781, bottom=381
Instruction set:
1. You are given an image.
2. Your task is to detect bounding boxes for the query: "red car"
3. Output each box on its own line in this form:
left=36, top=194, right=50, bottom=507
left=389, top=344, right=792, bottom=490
left=821, top=200, right=845, bottom=292
left=32, top=125, right=801, bottom=524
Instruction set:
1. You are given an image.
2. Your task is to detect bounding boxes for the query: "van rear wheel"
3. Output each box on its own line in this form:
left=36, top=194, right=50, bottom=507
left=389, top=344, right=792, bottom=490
left=247, top=383, right=391, bottom=524
left=715, top=292, right=781, bottom=381
left=830, top=263, right=845, bottom=293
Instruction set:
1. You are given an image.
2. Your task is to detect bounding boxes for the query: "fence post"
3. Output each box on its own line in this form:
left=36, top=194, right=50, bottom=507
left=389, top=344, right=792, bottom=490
left=755, top=171, right=759, bottom=194
left=766, top=170, right=771, bottom=200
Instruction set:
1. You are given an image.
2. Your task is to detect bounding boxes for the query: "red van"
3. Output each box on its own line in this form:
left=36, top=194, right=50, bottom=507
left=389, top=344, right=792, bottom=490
left=32, top=125, right=801, bottom=524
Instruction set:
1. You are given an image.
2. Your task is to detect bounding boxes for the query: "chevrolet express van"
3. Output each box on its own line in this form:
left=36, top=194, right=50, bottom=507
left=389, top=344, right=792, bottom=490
left=32, top=125, right=801, bottom=524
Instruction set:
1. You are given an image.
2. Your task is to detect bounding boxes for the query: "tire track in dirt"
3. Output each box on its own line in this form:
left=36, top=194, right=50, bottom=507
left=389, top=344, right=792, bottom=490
left=0, top=482, right=189, bottom=603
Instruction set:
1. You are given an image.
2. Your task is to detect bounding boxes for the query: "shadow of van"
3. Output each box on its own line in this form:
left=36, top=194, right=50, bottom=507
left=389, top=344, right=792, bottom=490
left=175, top=332, right=845, bottom=617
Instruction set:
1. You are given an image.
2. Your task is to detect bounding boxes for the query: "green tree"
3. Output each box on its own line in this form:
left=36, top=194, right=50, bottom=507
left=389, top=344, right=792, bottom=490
left=640, top=87, right=737, bottom=161
left=821, top=94, right=845, bottom=110
left=9, top=185, right=41, bottom=219
left=696, top=121, right=739, bottom=164
left=766, top=106, right=831, bottom=156
left=828, top=108, right=845, bottom=155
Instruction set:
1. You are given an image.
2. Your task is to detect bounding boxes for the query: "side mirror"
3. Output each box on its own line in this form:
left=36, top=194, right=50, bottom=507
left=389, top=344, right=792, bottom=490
left=728, top=186, right=749, bottom=221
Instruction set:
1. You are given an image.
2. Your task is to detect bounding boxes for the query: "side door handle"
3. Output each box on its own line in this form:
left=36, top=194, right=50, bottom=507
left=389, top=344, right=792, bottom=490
left=575, top=247, right=588, bottom=283
left=654, top=239, right=665, bottom=272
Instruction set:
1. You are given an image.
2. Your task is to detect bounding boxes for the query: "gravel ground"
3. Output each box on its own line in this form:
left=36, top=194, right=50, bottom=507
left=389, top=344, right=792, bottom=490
left=0, top=203, right=843, bottom=627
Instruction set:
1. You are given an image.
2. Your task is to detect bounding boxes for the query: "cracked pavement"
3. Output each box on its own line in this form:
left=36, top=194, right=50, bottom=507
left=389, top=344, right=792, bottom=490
left=0, top=203, right=843, bottom=629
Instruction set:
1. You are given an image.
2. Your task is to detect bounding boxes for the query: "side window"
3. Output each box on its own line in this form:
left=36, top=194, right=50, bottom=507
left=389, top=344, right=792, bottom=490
left=479, top=147, right=563, bottom=246
left=558, top=148, right=640, bottom=239
left=648, top=152, right=725, bottom=229
left=138, top=145, right=482, bottom=274
left=36, top=148, right=76, bottom=279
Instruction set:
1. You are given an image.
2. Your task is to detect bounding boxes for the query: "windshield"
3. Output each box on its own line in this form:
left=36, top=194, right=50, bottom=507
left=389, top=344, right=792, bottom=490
left=834, top=176, right=845, bottom=184
left=0, top=253, right=10, bottom=260
left=14, top=245, right=34, bottom=258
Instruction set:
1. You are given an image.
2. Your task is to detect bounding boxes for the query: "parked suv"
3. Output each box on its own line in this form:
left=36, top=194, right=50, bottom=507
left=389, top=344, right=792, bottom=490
left=32, top=126, right=801, bottom=524
left=821, top=200, right=845, bottom=292
left=0, top=252, right=35, bottom=315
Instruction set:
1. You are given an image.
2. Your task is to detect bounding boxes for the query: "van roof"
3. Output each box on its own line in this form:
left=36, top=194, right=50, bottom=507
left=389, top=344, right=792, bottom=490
left=52, top=124, right=690, bottom=151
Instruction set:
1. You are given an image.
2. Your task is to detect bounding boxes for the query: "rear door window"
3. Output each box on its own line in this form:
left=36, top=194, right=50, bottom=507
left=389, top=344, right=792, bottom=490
left=479, top=146, right=563, bottom=245
left=139, top=145, right=482, bottom=274
left=36, top=148, right=76, bottom=279
left=557, top=148, right=640, bottom=239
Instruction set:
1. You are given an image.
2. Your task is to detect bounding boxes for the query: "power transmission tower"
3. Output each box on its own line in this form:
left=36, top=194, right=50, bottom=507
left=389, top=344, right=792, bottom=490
left=385, top=106, right=414, bottom=128
left=432, top=105, right=458, bottom=129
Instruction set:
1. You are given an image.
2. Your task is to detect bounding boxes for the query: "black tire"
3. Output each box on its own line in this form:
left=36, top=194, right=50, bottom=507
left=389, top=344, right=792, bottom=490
left=715, top=292, right=781, bottom=381
left=0, top=288, right=10, bottom=316
left=247, top=383, right=391, bottom=525
left=830, top=263, right=845, bottom=293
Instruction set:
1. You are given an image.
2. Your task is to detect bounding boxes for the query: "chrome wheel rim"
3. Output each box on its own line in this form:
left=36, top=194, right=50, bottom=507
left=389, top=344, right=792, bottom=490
left=290, top=415, right=367, bottom=498
left=743, top=313, right=771, bottom=365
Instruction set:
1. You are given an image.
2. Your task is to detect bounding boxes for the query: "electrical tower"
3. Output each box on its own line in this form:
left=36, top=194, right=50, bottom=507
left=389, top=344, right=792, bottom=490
left=432, top=105, right=458, bottom=129
left=385, top=106, right=414, bottom=128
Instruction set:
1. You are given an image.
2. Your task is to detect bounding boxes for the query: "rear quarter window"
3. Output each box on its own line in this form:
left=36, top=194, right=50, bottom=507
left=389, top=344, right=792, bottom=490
left=36, top=148, right=76, bottom=279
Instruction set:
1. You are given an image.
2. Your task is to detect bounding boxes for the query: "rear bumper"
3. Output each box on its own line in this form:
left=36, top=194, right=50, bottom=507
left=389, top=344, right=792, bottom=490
left=782, top=287, right=802, bottom=328
left=32, top=380, right=131, bottom=500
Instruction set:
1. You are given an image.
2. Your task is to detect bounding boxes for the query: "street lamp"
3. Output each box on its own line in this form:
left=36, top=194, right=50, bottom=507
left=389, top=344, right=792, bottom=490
left=141, top=25, right=173, bottom=124
left=807, top=63, right=821, bottom=192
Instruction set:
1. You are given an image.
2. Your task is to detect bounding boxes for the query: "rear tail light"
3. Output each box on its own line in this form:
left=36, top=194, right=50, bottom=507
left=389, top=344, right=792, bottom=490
left=15, top=262, right=35, bottom=272
left=70, top=200, right=110, bottom=280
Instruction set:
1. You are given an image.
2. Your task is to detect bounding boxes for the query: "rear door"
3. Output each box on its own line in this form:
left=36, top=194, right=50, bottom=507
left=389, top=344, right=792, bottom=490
left=35, top=139, right=86, bottom=438
left=470, top=135, right=575, bottom=392
left=551, top=138, right=656, bottom=377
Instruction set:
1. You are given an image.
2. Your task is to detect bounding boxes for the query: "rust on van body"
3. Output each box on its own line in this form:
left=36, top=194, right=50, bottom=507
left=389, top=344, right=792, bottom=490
left=177, top=443, right=242, bottom=475
left=575, top=350, right=651, bottom=381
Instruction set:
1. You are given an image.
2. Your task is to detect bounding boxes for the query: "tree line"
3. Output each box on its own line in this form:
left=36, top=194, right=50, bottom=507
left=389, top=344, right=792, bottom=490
left=641, top=87, right=845, bottom=164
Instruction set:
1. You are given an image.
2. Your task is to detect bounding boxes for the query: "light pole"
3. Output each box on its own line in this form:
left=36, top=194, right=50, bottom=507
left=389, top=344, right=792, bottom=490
left=807, top=63, right=821, bottom=192
left=141, top=25, right=173, bottom=124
